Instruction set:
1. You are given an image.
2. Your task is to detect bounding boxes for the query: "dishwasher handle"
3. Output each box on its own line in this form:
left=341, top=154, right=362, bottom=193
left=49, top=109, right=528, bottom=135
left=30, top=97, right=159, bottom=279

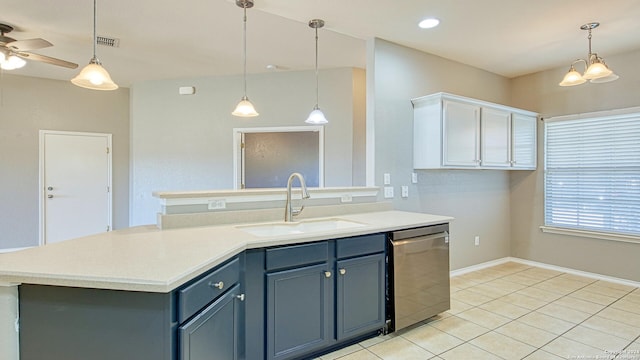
left=390, top=224, right=449, bottom=241
left=390, top=231, right=448, bottom=248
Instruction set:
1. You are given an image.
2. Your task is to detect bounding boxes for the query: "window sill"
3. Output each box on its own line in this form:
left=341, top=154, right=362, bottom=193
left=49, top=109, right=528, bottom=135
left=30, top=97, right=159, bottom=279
left=540, top=226, right=640, bottom=244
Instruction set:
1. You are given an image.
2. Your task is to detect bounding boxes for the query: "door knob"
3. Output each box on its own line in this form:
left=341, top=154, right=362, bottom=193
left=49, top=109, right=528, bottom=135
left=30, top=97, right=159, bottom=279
left=47, top=194, right=54, bottom=199
left=47, top=186, right=53, bottom=191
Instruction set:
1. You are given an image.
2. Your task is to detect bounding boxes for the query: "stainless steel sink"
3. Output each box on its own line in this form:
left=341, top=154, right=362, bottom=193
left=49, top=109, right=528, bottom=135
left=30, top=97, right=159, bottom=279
left=237, top=218, right=365, bottom=237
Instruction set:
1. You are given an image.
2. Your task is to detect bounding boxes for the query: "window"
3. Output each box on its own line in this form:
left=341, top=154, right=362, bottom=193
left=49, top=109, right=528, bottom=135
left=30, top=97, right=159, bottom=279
left=544, top=109, right=640, bottom=238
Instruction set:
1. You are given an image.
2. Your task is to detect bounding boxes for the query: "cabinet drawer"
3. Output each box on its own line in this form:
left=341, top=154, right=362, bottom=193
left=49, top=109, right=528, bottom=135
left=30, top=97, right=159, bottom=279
left=336, top=233, right=385, bottom=259
left=266, top=242, right=328, bottom=271
left=178, top=257, right=240, bottom=323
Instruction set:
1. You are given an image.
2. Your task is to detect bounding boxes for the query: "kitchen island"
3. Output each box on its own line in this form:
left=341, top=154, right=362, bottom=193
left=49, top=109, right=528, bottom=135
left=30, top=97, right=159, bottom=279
left=0, top=210, right=452, bottom=360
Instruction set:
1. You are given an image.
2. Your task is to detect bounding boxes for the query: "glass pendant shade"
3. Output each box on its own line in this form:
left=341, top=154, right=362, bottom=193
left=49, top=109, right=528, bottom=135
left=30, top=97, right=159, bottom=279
left=71, top=59, right=118, bottom=90
left=305, top=106, right=328, bottom=124
left=589, top=72, right=619, bottom=83
left=232, top=96, right=259, bottom=117
left=583, top=60, right=613, bottom=80
left=0, top=54, right=26, bottom=70
left=71, top=0, right=118, bottom=91
left=559, top=65, right=586, bottom=86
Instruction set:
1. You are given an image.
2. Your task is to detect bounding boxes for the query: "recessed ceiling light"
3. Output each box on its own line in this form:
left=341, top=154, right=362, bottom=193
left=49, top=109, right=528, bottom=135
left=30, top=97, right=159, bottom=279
left=418, top=18, right=440, bottom=29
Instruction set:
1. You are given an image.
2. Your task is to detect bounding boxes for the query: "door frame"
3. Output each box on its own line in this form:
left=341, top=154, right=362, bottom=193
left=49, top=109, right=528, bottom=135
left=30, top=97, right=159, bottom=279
left=38, top=130, right=113, bottom=246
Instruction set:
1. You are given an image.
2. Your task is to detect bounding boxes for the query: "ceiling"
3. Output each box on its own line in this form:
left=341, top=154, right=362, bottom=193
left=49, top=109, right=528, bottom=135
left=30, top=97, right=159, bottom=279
left=3, top=0, right=640, bottom=87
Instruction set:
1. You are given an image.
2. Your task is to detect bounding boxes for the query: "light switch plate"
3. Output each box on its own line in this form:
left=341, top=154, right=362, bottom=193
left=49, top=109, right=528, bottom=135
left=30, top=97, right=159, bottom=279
left=383, top=173, right=391, bottom=185
left=384, top=186, right=394, bottom=198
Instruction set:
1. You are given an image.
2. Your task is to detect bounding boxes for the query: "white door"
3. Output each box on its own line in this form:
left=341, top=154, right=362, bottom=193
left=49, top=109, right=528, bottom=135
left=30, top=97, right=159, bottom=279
left=40, top=131, right=112, bottom=245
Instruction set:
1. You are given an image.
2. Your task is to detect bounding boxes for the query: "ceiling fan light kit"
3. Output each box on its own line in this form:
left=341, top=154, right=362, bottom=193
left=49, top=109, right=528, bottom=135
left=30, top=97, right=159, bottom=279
left=559, top=22, right=618, bottom=87
left=0, top=23, right=77, bottom=71
left=71, top=0, right=118, bottom=91
left=305, top=19, right=328, bottom=125
left=232, top=0, right=259, bottom=117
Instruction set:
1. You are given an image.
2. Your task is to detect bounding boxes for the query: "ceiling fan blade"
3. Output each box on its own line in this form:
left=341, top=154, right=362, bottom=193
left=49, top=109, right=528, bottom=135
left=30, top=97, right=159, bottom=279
left=8, top=38, right=53, bottom=51
left=17, top=52, right=78, bottom=69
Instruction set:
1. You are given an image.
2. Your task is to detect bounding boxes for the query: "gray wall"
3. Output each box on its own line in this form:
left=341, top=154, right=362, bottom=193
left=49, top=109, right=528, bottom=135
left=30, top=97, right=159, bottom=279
left=369, top=39, right=515, bottom=270
left=510, top=49, right=640, bottom=281
left=0, top=74, right=130, bottom=250
left=130, top=68, right=364, bottom=225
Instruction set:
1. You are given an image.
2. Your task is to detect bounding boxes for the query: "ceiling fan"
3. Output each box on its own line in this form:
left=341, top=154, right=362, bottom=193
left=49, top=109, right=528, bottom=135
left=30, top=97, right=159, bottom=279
left=0, top=23, right=78, bottom=70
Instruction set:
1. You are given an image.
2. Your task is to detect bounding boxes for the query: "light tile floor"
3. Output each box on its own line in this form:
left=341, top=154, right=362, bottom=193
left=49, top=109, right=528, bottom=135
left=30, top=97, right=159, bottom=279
left=316, top=262, right=640, bottom=360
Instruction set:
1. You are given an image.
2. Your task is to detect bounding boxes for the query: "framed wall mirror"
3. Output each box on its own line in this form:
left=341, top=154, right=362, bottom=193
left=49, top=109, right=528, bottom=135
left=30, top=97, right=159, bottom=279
left=233, top=126, right=325, bottom=189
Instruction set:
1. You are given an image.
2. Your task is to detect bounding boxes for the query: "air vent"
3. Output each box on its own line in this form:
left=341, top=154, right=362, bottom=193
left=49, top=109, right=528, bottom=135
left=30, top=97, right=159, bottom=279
left=96, top=36, right=120, bottom=48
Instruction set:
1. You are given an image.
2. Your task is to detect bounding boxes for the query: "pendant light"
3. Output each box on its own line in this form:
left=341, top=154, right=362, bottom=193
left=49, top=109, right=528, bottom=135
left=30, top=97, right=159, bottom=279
left=71, top=0, right=118, bottom=90
left=232, top=0, right=259, bottom=117
left=559, top=22, right=618, bottom=87
left=305, top=19, right=328, bottom=125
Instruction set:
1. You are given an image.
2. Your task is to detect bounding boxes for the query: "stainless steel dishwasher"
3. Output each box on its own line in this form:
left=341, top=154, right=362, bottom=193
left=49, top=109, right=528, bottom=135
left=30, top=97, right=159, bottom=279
left=387, top=223, right=450, bottom=332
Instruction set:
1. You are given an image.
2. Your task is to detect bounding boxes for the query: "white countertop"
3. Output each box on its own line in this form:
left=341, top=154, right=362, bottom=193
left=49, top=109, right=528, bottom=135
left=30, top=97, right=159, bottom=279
left=0, top=211, right=452, bottom=293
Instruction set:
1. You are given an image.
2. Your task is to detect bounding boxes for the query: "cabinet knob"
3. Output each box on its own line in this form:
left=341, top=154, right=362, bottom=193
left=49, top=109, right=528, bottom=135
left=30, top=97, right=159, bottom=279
left=324, top=271, right=332, bottom=278
left=236, top=294, right=245, bottom=301
left=339, top=268, right=346, bottom=275
left=210, top=281, right=224, bottom=289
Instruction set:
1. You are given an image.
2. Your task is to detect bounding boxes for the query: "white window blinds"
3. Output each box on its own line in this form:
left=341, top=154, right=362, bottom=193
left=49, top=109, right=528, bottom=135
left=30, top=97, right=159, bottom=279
left=544, top=111, right=640, bottom=237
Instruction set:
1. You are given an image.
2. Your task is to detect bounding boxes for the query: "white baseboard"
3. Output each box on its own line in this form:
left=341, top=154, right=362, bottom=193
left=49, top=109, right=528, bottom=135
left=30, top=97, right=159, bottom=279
left=451, top=256, right=640, bottom=288
left=0, top=247, right=33, bottom=254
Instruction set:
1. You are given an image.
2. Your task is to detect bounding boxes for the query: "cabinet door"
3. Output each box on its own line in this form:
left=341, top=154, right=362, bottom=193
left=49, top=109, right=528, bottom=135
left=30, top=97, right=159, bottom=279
left=511, top=114, right=537, bottom=169
left=266, top=263, right=333, bottom=360
left=336, top=253, right=385, bottom=340
left=481, top=107, right=511, bottom=168
left=179, top=284, right=242, bottom=360
left=442, top=100, right=480, bottom=167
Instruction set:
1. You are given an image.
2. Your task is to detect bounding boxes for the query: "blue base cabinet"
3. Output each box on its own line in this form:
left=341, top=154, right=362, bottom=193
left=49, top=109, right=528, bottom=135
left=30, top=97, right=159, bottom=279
left=336, top=252, right=385, bottom=341
left=258, top=233, right=387, bottom=360
left=266, top=264, right=333, bottom=360
left=179, top=284, right=242, bottom=360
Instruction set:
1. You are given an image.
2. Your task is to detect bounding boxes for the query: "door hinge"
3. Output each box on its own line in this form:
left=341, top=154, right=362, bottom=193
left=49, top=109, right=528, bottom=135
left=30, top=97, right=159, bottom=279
left=106, top=225, right=110, bottom=231
left=107, top=186, right=110, bottom=193
left=241, top=142, right=245, bottom=149
left=106, top=147, right=110, bottom=154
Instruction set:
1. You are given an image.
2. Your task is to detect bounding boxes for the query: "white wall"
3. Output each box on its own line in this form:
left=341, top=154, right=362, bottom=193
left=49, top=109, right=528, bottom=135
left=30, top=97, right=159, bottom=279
left=368, top=39, right=516, bottom=270
left=0, top=74, right=130, bottom=250
left=130, top=68, right=364, bottom=225
left=510, top=49, right=640, bottom=281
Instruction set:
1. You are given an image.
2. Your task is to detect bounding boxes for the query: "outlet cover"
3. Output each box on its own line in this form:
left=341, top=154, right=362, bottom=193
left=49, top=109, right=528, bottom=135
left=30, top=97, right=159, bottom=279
left=383, top=173, right=391, bottom=185
left=341, top=194, right=353, bottom=203
left=384, top=186, right=394, bottom=198
left=412, top=172, right=418, bottom=184
left=208, top=199, right=227, bottom=210
left=401, top=186, right=409, bottom=198
left=474, top=236, right=480, bottom=246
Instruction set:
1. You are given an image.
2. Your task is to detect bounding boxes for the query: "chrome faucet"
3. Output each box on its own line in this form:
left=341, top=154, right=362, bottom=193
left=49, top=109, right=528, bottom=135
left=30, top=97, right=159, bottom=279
left=284, top=172, right=310, bottom=222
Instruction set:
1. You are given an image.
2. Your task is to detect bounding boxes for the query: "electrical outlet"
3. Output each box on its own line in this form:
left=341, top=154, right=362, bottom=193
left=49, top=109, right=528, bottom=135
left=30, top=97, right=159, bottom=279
left=401, top=186, right=409, bottom=198
left=383, top=173, right=391, bottom=185
left=208, top=199, right=226, bottom=210
left=412, top=172, right=418, bottom=184
left=341, top=194, right=353, bottom=203
left=474, top=236, right=480, bottom=246
left=384, top=186, right=394, bottom=198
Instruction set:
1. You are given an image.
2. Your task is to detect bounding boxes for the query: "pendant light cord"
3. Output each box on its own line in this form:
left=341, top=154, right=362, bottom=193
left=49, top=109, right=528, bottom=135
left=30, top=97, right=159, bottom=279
left=242, top=6, right=248, bottom=97
left=314, top=26, right=319, bottom=107
left=92, top=0, right=97, bottom=61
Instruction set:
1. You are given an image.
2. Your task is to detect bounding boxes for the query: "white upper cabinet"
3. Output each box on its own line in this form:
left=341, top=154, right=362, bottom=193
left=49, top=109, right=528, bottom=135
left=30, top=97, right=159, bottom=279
left=481, top=107, right=512, bottom=168
left=443, top=100, right=480, bottom=167
left=412, top=92, right=537, bottom=170
left=511, top=113, right=537, bottom=169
